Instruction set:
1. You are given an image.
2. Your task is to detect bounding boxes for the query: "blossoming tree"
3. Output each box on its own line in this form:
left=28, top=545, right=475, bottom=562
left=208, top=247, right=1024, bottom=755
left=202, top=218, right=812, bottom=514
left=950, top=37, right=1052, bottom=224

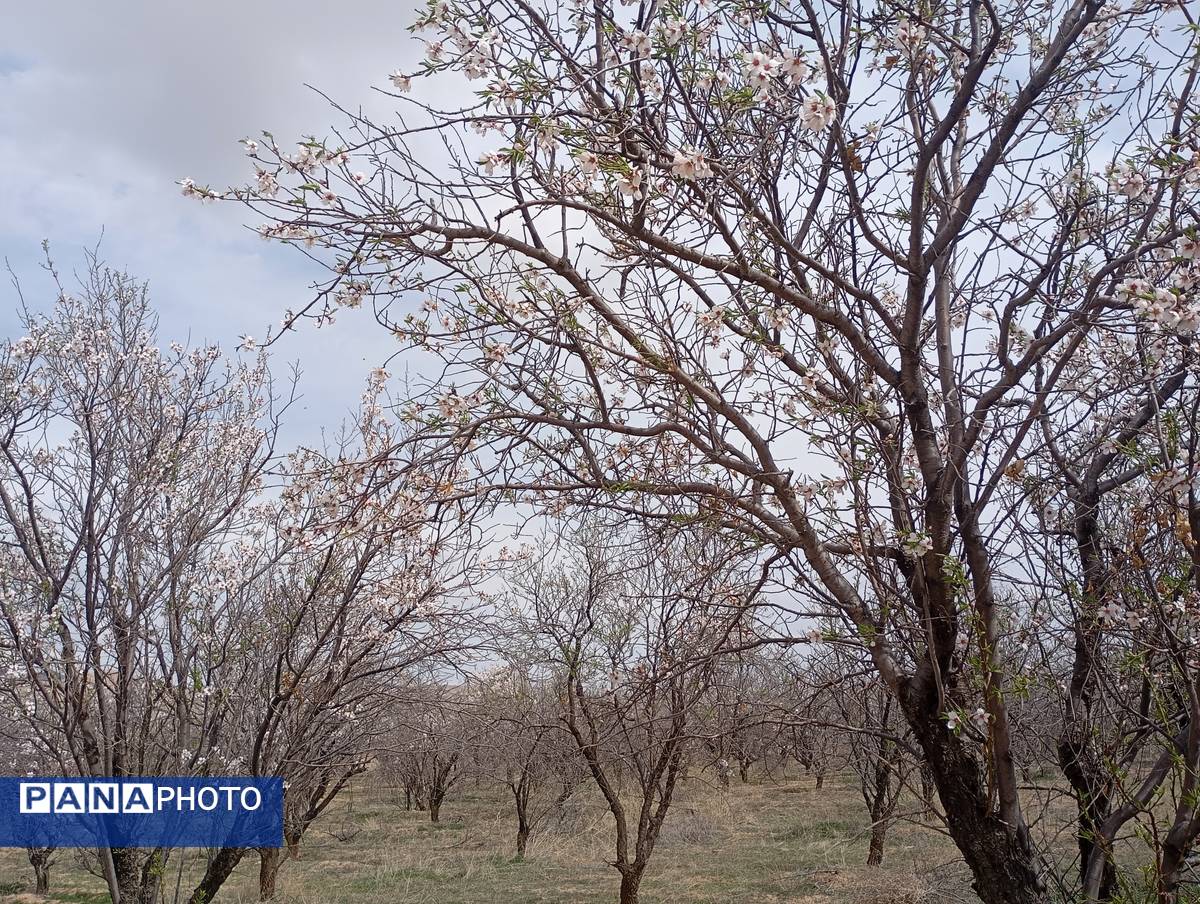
left=0, top=259, right=288, bottom=903
left=500, top=522, right=765, bottom=904
left=208, top=0, right=1200, bottom=899
left=0, top=261, right=481, bottom=904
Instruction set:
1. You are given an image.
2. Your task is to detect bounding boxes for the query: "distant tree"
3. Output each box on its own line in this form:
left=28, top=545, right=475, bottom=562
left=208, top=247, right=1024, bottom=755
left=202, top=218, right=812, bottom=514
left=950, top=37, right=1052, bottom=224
left=190, top=390, right=480, bottom=903
left=704, top=647, right=785, bottom=785
left=0, top=260, right=480, bottom=904
left=506, top=522, right=763, bottom=904
left=381, top=684, right=475, bottom=825
left=473, top=663, right=584, bottom=857
left=0, top=693, right=57, bottom=896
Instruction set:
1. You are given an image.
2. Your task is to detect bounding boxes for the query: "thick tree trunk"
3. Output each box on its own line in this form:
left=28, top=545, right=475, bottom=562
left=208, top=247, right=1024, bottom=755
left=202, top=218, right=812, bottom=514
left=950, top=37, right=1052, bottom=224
left=618, top=864, right=645, bottom=904
left=112, top=848, right=164, bottom=904
left=259, top=847, right=284, bottom=901
left=28, top=847, right=51, bottom=896
left=430, top=799, right=441, bottom=823
left=186, top=846, right=246, bottom=904
left=1158, top=845, right=1184, bottom=904
left=906, top=705, right=1044, bottom=904
left=867, top=822, right=887, bottom=866
left=1059, top=738, right=1117, bottom=900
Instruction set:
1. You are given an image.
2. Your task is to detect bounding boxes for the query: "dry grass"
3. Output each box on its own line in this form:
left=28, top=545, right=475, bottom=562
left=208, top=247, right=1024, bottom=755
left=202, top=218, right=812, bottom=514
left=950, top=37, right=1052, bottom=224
left=0, top=772, right=977, bottom=904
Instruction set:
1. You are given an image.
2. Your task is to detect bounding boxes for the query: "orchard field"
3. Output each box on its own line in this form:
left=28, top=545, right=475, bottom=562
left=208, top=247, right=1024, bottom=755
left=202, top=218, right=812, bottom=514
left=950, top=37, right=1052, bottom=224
left=0, top=771, right=973, bottom=904
left=7, top=0, right=1200, bottom=901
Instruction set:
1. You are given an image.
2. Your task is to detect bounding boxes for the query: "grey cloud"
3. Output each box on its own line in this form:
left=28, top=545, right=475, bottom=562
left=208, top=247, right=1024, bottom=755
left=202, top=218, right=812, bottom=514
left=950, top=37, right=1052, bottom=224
left=0, top=0, right=428, bottom=446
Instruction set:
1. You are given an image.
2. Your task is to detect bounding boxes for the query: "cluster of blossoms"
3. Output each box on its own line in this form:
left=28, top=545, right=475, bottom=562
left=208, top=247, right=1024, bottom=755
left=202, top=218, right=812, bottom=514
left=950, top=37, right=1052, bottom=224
left=1098, top=600, right=1140, bottom=629
left=670, top=146, right=715, bottom=180
left=1106, top=161, right=1148, bottom=200
left=742, top=48, right=814, bottom=96
left=435, top=388, right=484, bottom=420
left=483, top=342, right=511, bottom=365
left=287, top=142, right=349, bottom=174
left=799, top=95, right=838, bottom=132
left=1078, top=2, right=1124, bottom=54
left=178, top=178, right=221, bottom=202
left=476, top=150, right=510, bottom=175
left=1118, top=239, right=1200, bottom=333
left=900, top=531, right=934, bottom=558
left=256, top=222, right=315, bottom=245
left=895, top=18, right=927, bottom=50
left=696, top=304, right=727, bottom=341
left=617, top=169, right=644, bottom=199
left=334, top=280, right=370, bottom=309
left=618, top=28, right=653, bottom=58
left=944, top=707, right=991, bottom=733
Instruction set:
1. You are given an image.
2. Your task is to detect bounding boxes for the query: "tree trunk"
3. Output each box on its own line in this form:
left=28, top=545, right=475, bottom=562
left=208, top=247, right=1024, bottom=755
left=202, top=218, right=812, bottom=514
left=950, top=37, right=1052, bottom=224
left=618, top=864, right=645, bottom=904
left=1059, top=738, right=1117, bottom=901
left=864, top=740, right=895, bottom=867
left=430, top=799, right=441, bottom=823
left=28, top=847, right=51, bottom=896
left=906, top=701, right=1045, bottom=904
left=739, top=760, right=750, bottom=783
left=1158, top=846, right=1184, bottom=904
left=920, top=763, right=936, bottom=818
left=259, top=847, right=284, bottom=901
left=112, top=848, right=164, bottom=904
left=186, top=847, right=245, bottom=904
left=515, top=793, right=530, bottom=859
left=867, top=821, right=888, bottom=866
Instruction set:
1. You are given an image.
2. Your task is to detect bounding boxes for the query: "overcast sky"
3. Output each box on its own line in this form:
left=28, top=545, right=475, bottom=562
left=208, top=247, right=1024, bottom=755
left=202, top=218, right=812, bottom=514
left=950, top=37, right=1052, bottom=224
left=0, top=1, right=427, bottom=446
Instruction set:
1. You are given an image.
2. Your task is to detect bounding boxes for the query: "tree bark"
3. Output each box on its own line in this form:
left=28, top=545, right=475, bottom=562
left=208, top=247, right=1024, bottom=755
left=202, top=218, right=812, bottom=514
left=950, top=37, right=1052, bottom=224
left=867, top=823, right=887, bottom=866
left=112, top=848, right=165, bottom=904
left=28, top=847, right=51, bottom=896
left=515, top=801, right=530, bottom=858
left=186, top=846, right=246, bottom=904
left=1059, top=738, right=1117, bottom=900
left=618, top=864, right=645, bottom=904
left=906, top=703, right=1044, bottom=904
left=259, top=847, right=284, bottom=901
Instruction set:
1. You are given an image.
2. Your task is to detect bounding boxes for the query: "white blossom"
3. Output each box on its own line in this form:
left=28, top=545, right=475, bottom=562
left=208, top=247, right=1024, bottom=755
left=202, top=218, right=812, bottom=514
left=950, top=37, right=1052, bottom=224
left=617, top=169, right=644, bottom=200
left=670, top=146, right=715, bottom=181
left=477, top=151, right=506, bottom=175
left=800, top=94, right=837, bottom=132
left=619, top=29, right=652, bottom=59
left=780, top=51, right=811, bottom=86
